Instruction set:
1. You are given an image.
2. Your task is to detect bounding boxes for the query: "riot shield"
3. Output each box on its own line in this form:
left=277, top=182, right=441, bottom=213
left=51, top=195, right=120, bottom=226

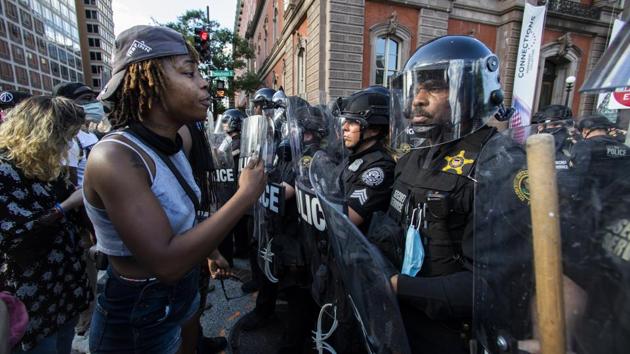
left=208, top=132, right=236, bottom=211
left=309, top=150, right=411, bottom=354
left=473, top=123, right=630, bottom=354
left=240, top=114, right=281, bottom=282
left=239, top=114, right=275, bottom=172
left=285, top=94, right=345, bottom=305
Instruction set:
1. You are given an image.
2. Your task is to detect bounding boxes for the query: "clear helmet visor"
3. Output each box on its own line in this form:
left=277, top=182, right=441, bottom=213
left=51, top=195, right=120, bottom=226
left=390, top=56, right=502, bottom=157
left=214, top=114, right=227, bottom=133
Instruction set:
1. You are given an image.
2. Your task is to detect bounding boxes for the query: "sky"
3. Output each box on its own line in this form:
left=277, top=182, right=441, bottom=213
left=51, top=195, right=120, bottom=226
left=112, top=0, right=239, bottom=36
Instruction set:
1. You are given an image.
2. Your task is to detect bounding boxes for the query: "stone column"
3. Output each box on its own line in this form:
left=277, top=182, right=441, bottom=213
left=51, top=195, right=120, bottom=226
left=417, top=7, right=449, bottom=47
left=327, top=0, right=365, bottom=98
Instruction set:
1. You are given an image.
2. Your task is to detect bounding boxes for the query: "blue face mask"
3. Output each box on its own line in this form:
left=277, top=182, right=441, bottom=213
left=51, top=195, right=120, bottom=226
left=401, top=208, right=425, bottom=277
left=81, top=101, right=105, bottom=122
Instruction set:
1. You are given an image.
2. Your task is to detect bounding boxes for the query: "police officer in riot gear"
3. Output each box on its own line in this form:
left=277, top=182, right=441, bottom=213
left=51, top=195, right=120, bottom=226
left=385, top=35, right=504, bottom=354
left=219, top=109, right=250, bottom=258
left=339, top=87, right=395, bottom=232
left=572, top=114, right=630, bottom=188
left=251, top=87, right=276, bottom=117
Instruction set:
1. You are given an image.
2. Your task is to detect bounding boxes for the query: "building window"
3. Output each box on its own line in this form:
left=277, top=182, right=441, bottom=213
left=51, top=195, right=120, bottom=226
left=0, top=60, right=13, bottom=81
left=42, top=74, right=51, bottom=91
left=50, top=61, right=60, bottom=77
left=23, top=31, right=34, bottom=49
left=296, top=47, right=305, bottom=95
left=11, top=45, right=24, bottom=64
left=88, top=37, right=100, bottom=48
left=91, top=64, right=102, bottom=74
left=58, top=49, right=67, bottom=65
left=5, top=1, right=17, bottom=21
left=15, top=66, right=28, bottom=86
left=92, top=78, right=100, bottom=88
left=0, top=19, right=6, bottom=38
left=273, top=1, right=279, bottom=44
left=33, top=18, right=44, bottom=35
left=36, top=37, right=46, bottom=55
left=369, top=19, right=411, bottom=87
left=8, top=23, right=21, bottom=43
left=26, top=51, right=37, bottom=69
left=60, top=65, right=68, bottom=80
left=89, top=51, right=102, bottom=61
left=0, top=39, right=9, bottom=60
left=19, top=9, right=31, bottom=29
left=29, top=70, right=41, bottom=88
left=87, top=24, right=99, bottom=34
left=374, top=35, right=399, bottom=87
left=39, top=57, right=48, bottom=73
left=47, top=44, right=57, bottom=59
left=85, top=9, right=97, bottom=20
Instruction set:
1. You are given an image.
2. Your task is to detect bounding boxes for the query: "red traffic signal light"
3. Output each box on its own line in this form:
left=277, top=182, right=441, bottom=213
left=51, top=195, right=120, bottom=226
left=200, top=31, right=209, bottom=41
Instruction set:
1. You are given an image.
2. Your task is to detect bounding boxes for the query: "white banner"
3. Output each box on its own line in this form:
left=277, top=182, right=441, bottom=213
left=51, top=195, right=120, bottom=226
left=603, top=19, right=628, bottom=110
left=509, top=3, right=547, bottom=129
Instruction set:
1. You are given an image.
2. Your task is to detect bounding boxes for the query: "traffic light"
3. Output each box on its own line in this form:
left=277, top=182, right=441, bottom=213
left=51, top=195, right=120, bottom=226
left=215, top=79, right=225, bottom=98
left=194, top=27, right=210, bottom=60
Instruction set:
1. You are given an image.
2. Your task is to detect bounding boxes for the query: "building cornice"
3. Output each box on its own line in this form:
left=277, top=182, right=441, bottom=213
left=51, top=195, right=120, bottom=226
left=256, top=0, right=314, bottom=79
left=246, top=0, right=267, bottom=38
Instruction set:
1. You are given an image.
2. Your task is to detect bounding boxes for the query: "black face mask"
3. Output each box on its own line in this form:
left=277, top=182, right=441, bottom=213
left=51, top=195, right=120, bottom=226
left=128, top=122, right=183, bottom=155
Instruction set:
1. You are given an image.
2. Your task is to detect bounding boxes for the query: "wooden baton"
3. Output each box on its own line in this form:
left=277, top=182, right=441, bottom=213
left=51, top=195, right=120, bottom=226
left=526, top=133, right=566, bottom=354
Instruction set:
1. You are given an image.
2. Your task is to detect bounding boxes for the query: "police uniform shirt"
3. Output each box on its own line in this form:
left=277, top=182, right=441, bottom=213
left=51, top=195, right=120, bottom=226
left=388, top=127, right=496, bottom=354
left=571, top=134, right=629, bottom=187
left=341, top=143, right=395, bottom=231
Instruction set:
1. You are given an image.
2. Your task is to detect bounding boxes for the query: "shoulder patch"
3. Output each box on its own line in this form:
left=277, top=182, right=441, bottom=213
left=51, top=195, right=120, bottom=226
left=513, top=169, right=530, bottom=204
left=361, top=167, right=385, bottom=187
left=350, top=188, right=368, bottom=206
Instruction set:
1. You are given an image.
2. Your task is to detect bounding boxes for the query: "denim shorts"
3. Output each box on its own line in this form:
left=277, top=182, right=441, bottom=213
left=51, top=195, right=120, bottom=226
left=89, top=267, right=200, bottom=354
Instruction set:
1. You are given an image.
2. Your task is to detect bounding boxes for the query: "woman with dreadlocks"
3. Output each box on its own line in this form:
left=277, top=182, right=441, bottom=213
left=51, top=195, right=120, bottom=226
left=82, top=26, right=265, bottom=354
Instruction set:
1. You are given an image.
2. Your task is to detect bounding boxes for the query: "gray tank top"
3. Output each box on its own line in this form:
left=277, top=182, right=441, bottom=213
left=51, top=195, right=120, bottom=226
left=83, top=132, right=201, bottom=256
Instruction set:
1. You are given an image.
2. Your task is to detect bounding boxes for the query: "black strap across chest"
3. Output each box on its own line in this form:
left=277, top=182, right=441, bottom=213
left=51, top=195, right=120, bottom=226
left=124, top=129, right=200, bottom=213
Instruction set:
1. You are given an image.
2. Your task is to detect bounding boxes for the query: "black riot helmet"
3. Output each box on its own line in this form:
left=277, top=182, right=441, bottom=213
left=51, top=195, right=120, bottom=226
left=223, top=109, right=245, bottom=134
left=340, top=88, right=389, bottom=129
left=364, top=85, right=389, bottom=96
left=390, top=35, right=503, bottom=153
left=577, top=115, right=615, bottom=132
left=531, top=105, right=573, bottom=124
left=272, top=89, right=287, bottom=109
left=251, top=87, right=276, bottom=112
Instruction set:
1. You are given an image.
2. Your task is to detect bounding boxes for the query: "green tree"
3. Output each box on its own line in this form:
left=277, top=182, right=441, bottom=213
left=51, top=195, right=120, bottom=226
left=158, top=10, right=261, bottom=109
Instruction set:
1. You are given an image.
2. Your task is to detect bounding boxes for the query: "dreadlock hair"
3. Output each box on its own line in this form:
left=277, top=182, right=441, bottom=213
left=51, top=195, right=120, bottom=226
left=109, top=41, right=200, bottom=129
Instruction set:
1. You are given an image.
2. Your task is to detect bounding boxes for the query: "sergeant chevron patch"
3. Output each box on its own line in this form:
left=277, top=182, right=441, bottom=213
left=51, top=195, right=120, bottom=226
left=350, top=188, right=368, bottom=205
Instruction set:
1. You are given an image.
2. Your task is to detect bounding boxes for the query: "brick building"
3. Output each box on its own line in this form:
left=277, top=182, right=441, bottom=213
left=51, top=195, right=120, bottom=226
left=234, top=0, right=624, bottom=116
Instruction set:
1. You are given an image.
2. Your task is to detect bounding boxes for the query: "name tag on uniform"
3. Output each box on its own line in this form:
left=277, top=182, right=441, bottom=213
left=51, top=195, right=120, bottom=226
left=348, top=158, right=363, bottom=172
